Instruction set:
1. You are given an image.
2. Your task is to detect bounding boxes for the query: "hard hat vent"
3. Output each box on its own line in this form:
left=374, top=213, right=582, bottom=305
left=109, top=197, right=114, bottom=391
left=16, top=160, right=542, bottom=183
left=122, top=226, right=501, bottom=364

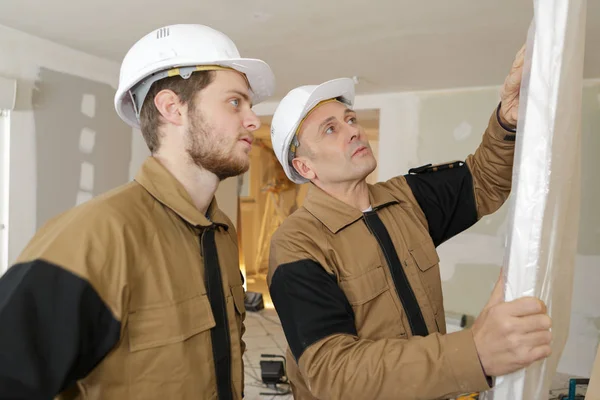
left=156, top=27, right=170, bottom=39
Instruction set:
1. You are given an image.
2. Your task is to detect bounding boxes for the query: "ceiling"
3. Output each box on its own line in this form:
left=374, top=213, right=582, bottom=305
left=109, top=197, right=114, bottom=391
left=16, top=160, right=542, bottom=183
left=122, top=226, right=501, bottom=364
left=1, top=0, right=598, bottom=99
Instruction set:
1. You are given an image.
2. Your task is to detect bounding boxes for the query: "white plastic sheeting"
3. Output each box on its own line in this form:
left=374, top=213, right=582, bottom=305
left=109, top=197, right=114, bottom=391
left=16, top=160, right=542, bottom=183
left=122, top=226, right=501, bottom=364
left=481, top=0, right=586, bottom=399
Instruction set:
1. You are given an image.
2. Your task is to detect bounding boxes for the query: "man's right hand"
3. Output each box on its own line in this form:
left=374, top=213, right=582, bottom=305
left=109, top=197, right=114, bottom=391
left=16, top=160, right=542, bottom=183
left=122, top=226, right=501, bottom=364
left=471, top=274, right=553, bottom=377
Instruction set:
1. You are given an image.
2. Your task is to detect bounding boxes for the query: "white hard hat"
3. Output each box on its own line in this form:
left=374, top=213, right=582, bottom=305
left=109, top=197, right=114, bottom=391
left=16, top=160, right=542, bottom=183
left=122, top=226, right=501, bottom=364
left=114, top=24, right=275, bottom=129
left=270, top=78, right=355, bottom=184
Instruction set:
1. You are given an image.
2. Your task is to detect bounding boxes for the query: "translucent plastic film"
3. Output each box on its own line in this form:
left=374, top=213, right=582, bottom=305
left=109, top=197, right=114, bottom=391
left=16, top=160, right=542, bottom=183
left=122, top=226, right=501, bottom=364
left=481, top=0, right=586, bottom=399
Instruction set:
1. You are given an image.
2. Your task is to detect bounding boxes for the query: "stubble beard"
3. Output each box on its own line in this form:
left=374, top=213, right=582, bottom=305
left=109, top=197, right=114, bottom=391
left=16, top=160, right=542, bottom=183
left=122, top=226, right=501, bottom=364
left=186, top=110, right=249, bottom=181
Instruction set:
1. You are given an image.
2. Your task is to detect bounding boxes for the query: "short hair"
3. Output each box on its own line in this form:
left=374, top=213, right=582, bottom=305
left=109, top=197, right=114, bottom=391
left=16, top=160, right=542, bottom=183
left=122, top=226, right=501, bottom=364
left=139, top=71, right=215, bottom=153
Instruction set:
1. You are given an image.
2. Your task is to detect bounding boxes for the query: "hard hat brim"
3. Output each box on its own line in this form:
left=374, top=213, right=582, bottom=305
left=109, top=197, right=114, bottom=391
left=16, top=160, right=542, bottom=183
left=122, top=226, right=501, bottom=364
left=115, top=57, right=275, bottom=129
left=297, top=78, right=356, bottom=123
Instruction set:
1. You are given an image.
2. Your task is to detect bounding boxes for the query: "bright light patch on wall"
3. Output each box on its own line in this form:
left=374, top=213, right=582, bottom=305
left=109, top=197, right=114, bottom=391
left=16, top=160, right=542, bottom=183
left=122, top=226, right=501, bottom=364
left=77, top=92, right=97, bottom=208
left=79, top=162, right=95, bottom=192
left=79, top=127, right=96, bottom=154
left=76, top=191, right=93, bottom=206
left=453, top=121, right=472, bottom=141
left=81, top=94, right=96, bottom=118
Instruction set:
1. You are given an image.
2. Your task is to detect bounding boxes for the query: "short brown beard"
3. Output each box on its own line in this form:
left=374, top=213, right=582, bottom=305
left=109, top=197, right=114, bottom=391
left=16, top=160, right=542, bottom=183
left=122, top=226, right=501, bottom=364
left=186, top=108, right=249, bottom=180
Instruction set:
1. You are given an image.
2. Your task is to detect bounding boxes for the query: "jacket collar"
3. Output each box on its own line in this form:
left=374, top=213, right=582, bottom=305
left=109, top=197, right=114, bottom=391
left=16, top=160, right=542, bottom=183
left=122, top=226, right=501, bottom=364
left=134, top=156, right=229, bottom=229
left=303, top=182, right=398, bottom=233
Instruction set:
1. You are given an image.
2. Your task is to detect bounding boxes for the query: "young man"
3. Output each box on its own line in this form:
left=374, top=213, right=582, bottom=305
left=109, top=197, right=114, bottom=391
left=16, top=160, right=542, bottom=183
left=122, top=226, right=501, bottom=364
left=267, top=46, right=553, bottom=399
left=0, top=24, right=274, bottom=399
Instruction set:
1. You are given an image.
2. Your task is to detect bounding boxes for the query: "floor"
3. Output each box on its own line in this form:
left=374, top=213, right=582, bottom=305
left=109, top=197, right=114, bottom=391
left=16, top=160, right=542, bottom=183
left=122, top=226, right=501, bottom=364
left=243, top=307, right=293, bottom=400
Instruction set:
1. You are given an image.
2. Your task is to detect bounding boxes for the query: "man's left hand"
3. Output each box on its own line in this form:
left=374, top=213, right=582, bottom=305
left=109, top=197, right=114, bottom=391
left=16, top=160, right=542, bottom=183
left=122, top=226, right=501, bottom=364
left=499, top=44, right=526, bottom=129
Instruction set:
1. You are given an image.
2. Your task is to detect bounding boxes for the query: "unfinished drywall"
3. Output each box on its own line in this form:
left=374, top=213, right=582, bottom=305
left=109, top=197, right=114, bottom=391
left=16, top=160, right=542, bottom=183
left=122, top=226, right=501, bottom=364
left=557, top=83, right=600, bottom=377
left=0, top=24, right=137, bottom=265
left=442, top=263, right=501, bottom=318
left=414, top=88, right=512, bottom=303
left=417, top=84, right=600, bottom=378
left=32, top=68, right=132, bottom=228
left=418, top=89, right=510, bottom=238
left=129, top=128, right=150, bottom=180
left=414, top=83, right=600, bottom=377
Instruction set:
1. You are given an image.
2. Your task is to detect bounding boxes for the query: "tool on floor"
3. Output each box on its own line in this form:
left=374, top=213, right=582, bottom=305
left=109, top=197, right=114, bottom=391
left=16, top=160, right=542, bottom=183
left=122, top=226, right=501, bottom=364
left=260, top=354, right=291, bottom=396
left=560, top=378, right=589, bottom=400
left=244, top=291, right=265, bottom=312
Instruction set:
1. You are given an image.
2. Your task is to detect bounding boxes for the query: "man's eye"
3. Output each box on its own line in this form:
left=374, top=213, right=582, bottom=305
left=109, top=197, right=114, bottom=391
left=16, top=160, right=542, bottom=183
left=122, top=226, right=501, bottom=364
left=230, top=99, right=240, bottom=107
left=325, top=126, right=335, bottom=135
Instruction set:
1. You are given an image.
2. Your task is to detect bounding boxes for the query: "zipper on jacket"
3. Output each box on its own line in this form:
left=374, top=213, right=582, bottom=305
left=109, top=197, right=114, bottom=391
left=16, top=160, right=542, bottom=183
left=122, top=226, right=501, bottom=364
left=362, top=211, right=429, bottom=337
left=201, top=227, right=234, bottom=400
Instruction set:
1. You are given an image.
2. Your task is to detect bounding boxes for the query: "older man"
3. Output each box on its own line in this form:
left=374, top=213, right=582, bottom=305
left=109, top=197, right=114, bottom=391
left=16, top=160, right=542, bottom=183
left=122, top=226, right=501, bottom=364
left=267, top=46, right=552, bottom=400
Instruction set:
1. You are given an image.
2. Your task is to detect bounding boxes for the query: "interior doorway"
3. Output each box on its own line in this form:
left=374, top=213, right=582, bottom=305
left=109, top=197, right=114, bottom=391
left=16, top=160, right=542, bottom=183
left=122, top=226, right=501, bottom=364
left=238, top=109, right=381, bottom=307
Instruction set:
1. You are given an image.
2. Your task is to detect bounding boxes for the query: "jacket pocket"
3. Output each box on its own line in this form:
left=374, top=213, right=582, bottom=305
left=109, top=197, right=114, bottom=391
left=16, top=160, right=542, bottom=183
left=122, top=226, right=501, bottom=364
left=230, top=284, right=246, bottom=352
left=339, top=265, right=389, bottom=305
left=410, top=239, right=440, bottom=272
left=339, top=266, right=406, bottom=339
left=128, top=294, right=216, bottom=352
left=410, top=240, right=444, bottom=317
left=126, top=294, right=218, bottom=397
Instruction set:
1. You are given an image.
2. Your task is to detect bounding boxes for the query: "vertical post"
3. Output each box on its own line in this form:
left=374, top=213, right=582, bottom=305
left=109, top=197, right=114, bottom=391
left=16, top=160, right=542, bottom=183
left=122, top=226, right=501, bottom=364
left=483, top=0, right=587, bottom=398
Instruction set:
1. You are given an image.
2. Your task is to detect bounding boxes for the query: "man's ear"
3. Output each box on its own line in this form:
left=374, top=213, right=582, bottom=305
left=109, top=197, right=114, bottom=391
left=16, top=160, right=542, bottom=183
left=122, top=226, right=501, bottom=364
left=154, top=89, right=185, bottom=126
left=292, top=156, right=316, bottom=181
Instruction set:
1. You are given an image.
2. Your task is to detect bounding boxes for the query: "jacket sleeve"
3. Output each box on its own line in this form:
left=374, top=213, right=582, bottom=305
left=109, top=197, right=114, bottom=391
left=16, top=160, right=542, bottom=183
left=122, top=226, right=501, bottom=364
left=268, top=238, right=491, bottom=400
left=464, top=103, right=516, bottom=218
left=387, top=104, right=516, bottom=247
left=0, top=207, right=126, bottom=399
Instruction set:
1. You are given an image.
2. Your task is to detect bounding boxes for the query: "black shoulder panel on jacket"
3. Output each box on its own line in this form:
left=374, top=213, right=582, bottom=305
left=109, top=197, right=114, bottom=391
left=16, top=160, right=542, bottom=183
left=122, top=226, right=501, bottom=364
left=405, top=161, right=478, bottom=247
left=269, top=260, right=357, bottom=362
left=0, top=260, right=121, bottom=398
